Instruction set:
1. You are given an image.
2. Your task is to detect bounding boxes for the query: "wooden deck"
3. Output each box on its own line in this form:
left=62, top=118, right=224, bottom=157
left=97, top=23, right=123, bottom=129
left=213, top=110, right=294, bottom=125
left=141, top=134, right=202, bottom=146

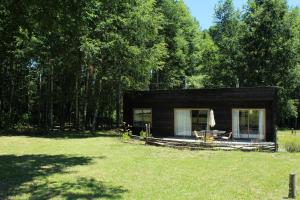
left=144, top=137, right=276, bottom=152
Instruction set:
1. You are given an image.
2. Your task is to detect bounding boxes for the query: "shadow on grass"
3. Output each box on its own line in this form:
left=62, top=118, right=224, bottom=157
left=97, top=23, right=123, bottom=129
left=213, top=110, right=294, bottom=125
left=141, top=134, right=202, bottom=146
left=0, top=129, right=120, bottom=139
left=0, top=154, right=127, bottom=199
left=21, top=178, right=128, bottom=200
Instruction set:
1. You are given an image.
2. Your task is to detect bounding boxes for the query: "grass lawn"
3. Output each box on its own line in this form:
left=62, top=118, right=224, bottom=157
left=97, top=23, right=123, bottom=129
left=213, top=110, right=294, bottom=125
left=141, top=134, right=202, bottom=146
left=278, top=129, right=300, bottom=152
left=0, top=130, right=299, bottom=200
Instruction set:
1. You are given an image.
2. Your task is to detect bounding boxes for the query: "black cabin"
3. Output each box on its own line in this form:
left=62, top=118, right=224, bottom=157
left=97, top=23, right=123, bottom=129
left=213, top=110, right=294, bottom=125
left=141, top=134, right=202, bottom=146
left=123, top=87, right=277, bottom=142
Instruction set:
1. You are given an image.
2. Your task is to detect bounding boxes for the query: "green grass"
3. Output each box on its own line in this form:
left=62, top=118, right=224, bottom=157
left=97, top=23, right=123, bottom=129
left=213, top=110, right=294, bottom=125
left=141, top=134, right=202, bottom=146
left=0, top=130, right=299, bottom=200
left=278, top=129, right=300, bottom=152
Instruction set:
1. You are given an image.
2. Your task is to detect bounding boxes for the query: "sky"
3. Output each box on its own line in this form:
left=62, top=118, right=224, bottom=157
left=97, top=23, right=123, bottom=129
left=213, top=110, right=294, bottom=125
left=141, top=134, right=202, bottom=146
left=183, top=0, right=300, bottom=30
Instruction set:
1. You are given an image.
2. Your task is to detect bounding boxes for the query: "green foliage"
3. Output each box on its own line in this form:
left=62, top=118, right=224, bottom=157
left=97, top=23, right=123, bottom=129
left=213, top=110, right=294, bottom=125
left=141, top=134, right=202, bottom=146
left=203, top=0, right=300, bottom=125
left=150, top=0, right=209, bottom=89
left=204, top=0, right=242, bottom=87
left=121, top=131, right=132, bottom=141
left=139, top=130, right=147, bottom=139
left=284, top=141, right=300, bottom=152
left=12, top=123, right=32, bottom=133
left=278, top=98, right=298, bottom=121
left=120, top=122, right=132, bottom=141
left=139, top=130, right=152, bottom=138
left=0, top=0, right=168, bottom=129
left=1, top=0, right=300, bottom=129
left=241, top=0, right=299, bottom=123
left=186, top=75, right=205, bottom=88
left=10, top=113, right=33, bottom=132
left=278, top=130, right=300, bottom=152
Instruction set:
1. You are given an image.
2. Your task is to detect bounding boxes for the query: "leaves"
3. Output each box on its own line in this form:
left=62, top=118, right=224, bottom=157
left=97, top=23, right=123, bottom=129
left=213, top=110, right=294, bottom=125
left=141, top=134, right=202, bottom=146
left=0, top=0, right=299, bottom=129
left=0, top=0, right=168, bottom=129
left=203, top=0, right=300, bottom=124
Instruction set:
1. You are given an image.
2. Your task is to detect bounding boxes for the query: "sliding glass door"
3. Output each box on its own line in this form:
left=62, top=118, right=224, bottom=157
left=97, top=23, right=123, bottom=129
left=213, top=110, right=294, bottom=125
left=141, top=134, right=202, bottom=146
left=232, top=109, right=265, bottom=140
left=174, top=109, right=192, bottom=136
left=191, top=110, right=209, bottom=132
left=175, top=109, right=209, bottom=137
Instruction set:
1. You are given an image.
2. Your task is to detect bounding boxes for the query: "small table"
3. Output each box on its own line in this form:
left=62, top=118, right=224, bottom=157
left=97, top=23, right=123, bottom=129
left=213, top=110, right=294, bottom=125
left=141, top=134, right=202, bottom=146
left=200, top=130, right=227, bottom=141
left=210, top=130, right=226, bottom=139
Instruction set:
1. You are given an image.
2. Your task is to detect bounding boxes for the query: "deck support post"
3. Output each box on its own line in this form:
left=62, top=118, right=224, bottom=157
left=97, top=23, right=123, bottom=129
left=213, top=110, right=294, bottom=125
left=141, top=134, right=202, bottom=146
left=145, top=123, right=151, bottom=138
left=288, top=173, right=296, bottom=199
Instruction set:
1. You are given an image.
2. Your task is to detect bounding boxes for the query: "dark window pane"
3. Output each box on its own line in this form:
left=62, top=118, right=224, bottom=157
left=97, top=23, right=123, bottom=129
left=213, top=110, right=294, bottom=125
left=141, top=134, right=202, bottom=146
left=192, top=110, right=208, bottom=131
left=249, top=110, right=259, bottom=134
left=239, top=110, right=259, bottom=135
left=239, top=111, right=248, bottom=135
left=133, top=109, right=152, bottom=128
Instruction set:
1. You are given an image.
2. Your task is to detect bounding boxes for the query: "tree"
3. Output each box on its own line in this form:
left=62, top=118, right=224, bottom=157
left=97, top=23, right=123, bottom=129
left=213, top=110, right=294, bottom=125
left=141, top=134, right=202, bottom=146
left=241, top=0, right=300, bottom=124
left=0, top=0, right=167, bottom=130
left=95, top=0, right=166, bottom=126
left=204, top=0, right=243, bottom=87
left=151, top=0, right=207, bottom=89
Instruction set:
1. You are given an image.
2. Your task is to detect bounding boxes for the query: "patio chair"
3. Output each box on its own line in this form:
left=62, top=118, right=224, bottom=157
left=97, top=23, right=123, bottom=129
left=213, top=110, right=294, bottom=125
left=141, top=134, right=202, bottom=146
left=221, top=132, right=232, bottom=140
left=193, top=131, right=204, bottom=140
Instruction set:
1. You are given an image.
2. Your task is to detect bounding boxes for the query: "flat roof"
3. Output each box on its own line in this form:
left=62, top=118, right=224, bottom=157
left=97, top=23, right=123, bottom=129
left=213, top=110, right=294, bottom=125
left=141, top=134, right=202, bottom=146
left=125, top=86, right=278, bottom=93
left=124, top=87, right=278, bottom=101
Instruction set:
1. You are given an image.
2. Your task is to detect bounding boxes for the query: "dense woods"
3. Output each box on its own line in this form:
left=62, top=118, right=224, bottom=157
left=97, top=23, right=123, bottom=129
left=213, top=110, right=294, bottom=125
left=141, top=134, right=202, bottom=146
left=0, top=0, right=300, bottom=130
left=205, top=0, right=300, bottom=125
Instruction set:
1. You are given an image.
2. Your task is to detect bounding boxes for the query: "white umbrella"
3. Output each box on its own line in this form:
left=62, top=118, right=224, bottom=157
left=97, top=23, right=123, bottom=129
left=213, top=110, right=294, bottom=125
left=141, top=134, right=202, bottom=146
left=209, top=109, right=216, bottom=128
left=204, top=109, right=215, bottom=142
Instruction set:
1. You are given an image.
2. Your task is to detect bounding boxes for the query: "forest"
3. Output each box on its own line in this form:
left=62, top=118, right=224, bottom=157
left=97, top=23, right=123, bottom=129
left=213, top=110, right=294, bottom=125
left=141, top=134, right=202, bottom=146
left=1, top=0, right=300, bottom=130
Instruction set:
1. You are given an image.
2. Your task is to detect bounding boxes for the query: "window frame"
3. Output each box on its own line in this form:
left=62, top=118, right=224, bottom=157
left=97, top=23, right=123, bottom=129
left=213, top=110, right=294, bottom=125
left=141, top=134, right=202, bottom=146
left=232, top=108, right=266, bottom=140
left=133, top=108, right=152, bottom=128
left=173, top=108, right=210, bottom=136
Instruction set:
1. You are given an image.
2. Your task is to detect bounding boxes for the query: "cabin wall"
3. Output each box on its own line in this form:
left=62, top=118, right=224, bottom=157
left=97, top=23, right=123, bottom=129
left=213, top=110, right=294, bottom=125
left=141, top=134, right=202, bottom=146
left=123, top=88, right=277, bottom=142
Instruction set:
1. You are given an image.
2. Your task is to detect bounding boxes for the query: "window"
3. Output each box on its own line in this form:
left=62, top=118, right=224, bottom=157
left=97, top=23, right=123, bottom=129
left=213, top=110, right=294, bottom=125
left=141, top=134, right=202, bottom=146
left=232, top=109, right=265, bottom=140
left=174, top=109, right=209, bottom=137
left=191, top=110, right=209, bottom=131
left=133, top=109, right=152, bottom=128
left=239, top=110, right=259, bottom=135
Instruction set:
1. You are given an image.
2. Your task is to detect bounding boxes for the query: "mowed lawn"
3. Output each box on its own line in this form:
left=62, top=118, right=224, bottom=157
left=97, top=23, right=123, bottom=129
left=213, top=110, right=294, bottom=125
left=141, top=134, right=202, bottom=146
left=0, top=131, right=299, bottom=200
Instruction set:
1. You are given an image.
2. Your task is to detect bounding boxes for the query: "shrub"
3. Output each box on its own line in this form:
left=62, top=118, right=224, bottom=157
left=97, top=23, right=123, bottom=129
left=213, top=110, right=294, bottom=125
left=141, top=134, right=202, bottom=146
left=120, top=122, right=133, bottom=141
left=120, top=122, right=132, bottom=133
left=140, top=130, right=147, bottom=139
left=284, top=141, right=300, bottom=152
left=122, top=131, right=132, bottom=141
left=13, top=123, right=32, bottom=132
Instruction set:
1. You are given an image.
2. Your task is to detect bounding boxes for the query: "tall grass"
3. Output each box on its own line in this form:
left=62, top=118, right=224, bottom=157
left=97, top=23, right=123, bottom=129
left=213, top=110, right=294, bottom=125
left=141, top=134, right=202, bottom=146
left=278, top=130, right=300, bottom=152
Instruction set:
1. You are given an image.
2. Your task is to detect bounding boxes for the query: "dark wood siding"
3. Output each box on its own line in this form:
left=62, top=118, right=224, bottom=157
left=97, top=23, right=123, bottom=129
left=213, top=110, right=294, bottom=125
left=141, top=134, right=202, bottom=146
left=123, top=87, right=277, bottom=142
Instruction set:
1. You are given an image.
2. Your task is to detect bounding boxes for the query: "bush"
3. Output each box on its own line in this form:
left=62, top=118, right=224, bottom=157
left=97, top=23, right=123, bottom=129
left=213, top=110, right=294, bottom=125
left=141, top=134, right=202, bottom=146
left=120, top=122, right=133, bottom=141
left=140, top=130, right=147, bottom=139
left=284, top=141, right=300, bottom=152
left=13, top=123, right=32, bottom=132
left=122, top=131, right=132, bottom=141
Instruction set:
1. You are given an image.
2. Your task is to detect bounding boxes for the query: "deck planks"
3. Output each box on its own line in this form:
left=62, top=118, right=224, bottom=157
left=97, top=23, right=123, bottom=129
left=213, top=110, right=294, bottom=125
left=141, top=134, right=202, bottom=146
left=144, top=137, right=276, bottom=152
